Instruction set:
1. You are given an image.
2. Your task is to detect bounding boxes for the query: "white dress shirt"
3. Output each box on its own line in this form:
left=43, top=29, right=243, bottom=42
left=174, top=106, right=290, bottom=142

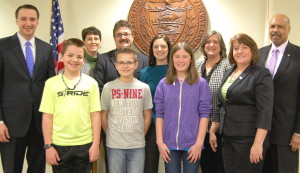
left=17, top=32, right=36, bottom=62
left=265, top=40, right=288, bottom=76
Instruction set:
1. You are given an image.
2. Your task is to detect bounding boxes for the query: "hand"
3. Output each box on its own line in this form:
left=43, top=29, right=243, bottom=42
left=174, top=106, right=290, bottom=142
left=187, top=144, right=202, bottom=163
left=46, top=147, right=60, bottom=165
left=289, top=134, right=300, bottom=152
left=89, top=143, right=100, bottom=162
left=157, top=142, right=171, bottom=163
left=0, top=123, right=10, bottom=142
left=209, top=132, right=217, bottom=152
left=250, top=143, right=263, bottom=164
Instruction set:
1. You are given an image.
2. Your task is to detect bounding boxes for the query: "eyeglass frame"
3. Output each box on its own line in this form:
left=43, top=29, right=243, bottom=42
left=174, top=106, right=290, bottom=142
left=114, top=32, right=132, bottom=38
left=115, top=61, right=137, bottom=66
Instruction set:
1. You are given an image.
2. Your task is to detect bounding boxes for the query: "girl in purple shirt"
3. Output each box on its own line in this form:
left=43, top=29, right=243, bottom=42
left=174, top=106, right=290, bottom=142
left=155, top=42, right=212, bottom=173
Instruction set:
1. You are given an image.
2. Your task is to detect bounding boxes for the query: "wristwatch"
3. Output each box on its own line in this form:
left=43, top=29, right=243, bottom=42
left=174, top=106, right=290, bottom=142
left=43, top=144, right=53, bottom=149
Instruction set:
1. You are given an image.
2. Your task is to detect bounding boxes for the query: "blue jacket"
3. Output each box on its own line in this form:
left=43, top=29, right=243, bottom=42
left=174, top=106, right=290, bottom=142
left=154, top=77, right=212, bottom=150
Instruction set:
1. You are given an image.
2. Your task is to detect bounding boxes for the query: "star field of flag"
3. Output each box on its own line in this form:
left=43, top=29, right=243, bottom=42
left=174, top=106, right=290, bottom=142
left=50, top=0, right=65, bottom=73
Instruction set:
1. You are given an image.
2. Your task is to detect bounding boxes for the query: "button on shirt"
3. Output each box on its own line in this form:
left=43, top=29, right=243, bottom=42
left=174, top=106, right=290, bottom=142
left=17, top=32, right=36, bottom=63
left=265, top=40, right=288, bottom=76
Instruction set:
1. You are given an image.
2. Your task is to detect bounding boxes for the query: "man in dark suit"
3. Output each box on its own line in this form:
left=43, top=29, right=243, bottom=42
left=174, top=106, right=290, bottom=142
left=94, top=20, right=148, bottom=173
left=94, top=20, right=148, bottom=93
left=0, top=4, right=55, bottom=173
left=259, top=14, right=300, bottom=173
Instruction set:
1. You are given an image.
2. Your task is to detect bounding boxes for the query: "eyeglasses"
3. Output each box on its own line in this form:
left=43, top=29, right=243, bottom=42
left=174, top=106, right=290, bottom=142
left=115, top=33, right=132, bottom=38
left=116, top=61, right=136, bottom=66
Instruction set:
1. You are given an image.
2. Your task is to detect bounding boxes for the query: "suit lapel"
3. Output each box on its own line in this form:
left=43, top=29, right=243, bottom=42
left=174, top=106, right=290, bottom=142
left=259, top=45, right=271, bottom=66
left=109, top=49, right=119, bottom=77
left=33, top=39, right=42, bottom=80
left=223, top=65, right=252, bottom=99
left=218, top=66, right=235, bottom=100
left=11, top=34, right=31, bottom=78
left=273, top=42, right=292, bottom=81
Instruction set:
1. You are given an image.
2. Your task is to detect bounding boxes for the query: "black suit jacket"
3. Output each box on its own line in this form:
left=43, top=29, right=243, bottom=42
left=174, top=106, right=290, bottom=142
left=258, top=42, right=300, bottom=145
left=0, top=33, right=55, bottom=137
left=94, top=49, right=148, bottom=93
left=213, top=64, right=273, bottom=137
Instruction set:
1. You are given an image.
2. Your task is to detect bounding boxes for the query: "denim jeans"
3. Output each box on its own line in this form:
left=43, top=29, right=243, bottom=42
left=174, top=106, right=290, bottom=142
left=107, top=147, right=145, bottom=173
left=165, top=150, right=200, bottom=173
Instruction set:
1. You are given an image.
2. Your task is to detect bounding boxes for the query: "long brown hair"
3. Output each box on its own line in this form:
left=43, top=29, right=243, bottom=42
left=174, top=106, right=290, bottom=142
left=165, top=42, right=199, bottom=85
left=149, top=35, right=172, bottom=66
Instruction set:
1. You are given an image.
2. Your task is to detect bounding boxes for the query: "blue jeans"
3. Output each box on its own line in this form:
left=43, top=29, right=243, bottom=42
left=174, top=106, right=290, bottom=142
left=107, top=147, right=145, bottom=173
left=165, top=150, right=200, bottom=173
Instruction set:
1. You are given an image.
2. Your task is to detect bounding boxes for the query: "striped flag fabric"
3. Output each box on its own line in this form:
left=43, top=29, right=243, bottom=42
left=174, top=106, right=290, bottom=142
left=50, top=0, right=65, bottom=74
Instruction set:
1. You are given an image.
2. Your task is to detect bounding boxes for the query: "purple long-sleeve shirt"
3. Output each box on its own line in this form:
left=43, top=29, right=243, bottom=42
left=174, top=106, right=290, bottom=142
left=154, top=77, right=212, bottom=150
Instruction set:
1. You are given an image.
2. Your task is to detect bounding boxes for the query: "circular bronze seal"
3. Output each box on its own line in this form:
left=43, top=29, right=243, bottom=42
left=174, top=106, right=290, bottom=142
left=128, top=0, right=208, bottom=55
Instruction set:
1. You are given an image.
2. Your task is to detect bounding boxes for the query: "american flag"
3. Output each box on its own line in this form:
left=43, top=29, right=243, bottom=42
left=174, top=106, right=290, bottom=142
left=50, top=0, right=65, bottom=74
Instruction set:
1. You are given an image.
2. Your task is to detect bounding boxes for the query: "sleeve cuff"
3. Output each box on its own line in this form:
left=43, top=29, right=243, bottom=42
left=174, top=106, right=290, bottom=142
left=294, top=133, right=300, bottom=136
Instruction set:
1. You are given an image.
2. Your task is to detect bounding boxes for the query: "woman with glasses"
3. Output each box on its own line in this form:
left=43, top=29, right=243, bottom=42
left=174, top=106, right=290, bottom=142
left=196, top=31, right=231, bottom=173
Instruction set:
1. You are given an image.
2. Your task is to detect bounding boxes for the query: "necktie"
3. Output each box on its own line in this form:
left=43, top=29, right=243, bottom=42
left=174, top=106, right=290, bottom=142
left=267, top=49, right=279, bottom=77
left=25, top=41, right=34, bottom=78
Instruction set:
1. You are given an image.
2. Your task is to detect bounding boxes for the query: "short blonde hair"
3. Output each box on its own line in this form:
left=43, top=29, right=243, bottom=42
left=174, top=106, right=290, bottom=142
left=61, top=38, right=85, bottom=56
left=115, top=48, right=137, bottom=62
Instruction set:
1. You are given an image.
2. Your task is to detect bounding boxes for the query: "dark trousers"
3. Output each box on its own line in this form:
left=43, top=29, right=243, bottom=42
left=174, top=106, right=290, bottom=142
left=222, top=135, right=268, bottom=173
left=0, top=120, right=45, bottom=173
left=262, top=144, right=299, bottom=173
left=52, top=143, right=92, bottom=173
left=144, top=123, right=160, bottom=173
left=101, top=129, right=109, bottom=173
left=200, top=133, right=225, bottom=173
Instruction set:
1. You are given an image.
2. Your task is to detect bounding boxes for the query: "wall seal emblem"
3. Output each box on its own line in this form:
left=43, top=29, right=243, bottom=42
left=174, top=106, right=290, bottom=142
left=128, top=0, right=208, bottom=55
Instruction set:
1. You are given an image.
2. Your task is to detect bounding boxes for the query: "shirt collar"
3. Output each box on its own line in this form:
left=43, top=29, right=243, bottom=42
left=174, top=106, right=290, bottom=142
left=17, top=32, right=36, bottom=48
left=271, top=40, right=288, bottom=53
left=85, top=53, right=98, bottom=62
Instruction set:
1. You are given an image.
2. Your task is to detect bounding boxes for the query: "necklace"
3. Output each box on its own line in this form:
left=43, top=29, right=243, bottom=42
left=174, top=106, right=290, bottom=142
left=62, top=72, right=82, bottom=90
left=230, top=70, right=242, bottom=79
